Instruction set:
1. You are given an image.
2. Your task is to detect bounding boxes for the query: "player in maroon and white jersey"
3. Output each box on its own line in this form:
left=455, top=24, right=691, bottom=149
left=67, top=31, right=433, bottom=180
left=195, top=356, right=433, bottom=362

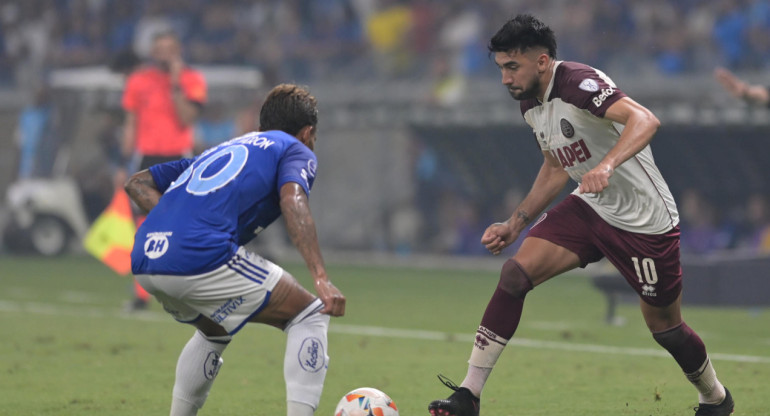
left=429, top=14, right=734, bottom=416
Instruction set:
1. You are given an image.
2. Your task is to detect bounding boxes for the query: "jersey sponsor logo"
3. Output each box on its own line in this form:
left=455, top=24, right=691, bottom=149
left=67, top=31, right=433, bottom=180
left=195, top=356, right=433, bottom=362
left=550, top=138, right=592, bottom=168
left=144, top=232, right=172, bottom=259
left=560, top=118, right=575, bottom=138
left=298, top=337, right=325, bottom=372
left=210, top=296, right=246, bottom=323
left=204, top=351, right=223, bottom=380
left=579, top=78, right=599, bottom=92
left=592, top=86, right=615, bottom=107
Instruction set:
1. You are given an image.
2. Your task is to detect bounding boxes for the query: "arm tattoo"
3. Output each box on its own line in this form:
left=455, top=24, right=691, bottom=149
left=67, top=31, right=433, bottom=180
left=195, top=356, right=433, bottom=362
left=516, top=209, right=531, bottom=224
left=281, top=187, right=326, bottom=278
left=125, top=172, right=161, bottom=213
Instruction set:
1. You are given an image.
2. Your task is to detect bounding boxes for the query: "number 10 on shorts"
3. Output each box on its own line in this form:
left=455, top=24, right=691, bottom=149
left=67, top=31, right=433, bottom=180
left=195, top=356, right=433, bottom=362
left=631, top=257, right=658, bottom=284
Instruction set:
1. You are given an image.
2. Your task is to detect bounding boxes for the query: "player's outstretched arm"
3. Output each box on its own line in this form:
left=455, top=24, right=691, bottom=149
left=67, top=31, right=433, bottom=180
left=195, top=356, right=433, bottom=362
left=482, top=152, right=569, bottom=255
left=579, top=97, right=660, bottom=194
left=279, top=182, right=345, bottom=317
left=125, top=169, right=162, bottom=213
left=714, top=67, right=770, bottom=106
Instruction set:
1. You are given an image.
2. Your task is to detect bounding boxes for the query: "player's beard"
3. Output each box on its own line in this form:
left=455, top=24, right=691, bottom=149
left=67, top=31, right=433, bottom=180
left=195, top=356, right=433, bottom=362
left=507, top=78, right=541, bottom=101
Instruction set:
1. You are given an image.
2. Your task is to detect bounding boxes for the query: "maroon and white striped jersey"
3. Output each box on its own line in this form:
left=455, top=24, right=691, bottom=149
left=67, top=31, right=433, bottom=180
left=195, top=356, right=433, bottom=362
left=521, top=61, right=679, bottom=234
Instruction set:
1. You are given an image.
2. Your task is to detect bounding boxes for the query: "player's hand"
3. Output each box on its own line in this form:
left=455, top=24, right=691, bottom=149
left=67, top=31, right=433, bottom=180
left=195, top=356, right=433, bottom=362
left=169, top=56, right=184, bottom=84
left=315, top=279, right=346, bottom=317
left=481, top=222, right=518, bottom=255
left=714, top=67, right=747, bottom=98
left=113, top=168, right=128, bottom=191
left=579, top=163, right=613, bottom=194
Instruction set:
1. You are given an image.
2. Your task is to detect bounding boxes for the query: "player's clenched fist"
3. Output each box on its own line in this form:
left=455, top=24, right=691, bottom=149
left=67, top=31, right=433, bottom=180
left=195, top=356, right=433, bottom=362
left=481, top=222, right=519, bottom=255
left=579, top=163, right=614, bottom=194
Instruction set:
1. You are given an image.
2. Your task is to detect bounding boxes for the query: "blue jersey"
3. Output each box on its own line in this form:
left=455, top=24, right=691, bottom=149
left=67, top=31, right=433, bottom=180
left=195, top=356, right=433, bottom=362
left=131, top=130, right=317, bottom=275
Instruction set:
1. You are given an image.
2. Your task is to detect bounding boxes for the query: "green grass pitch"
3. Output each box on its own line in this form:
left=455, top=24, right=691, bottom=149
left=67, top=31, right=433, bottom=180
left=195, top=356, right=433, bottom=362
left=1, top=255, right=768, bottom=415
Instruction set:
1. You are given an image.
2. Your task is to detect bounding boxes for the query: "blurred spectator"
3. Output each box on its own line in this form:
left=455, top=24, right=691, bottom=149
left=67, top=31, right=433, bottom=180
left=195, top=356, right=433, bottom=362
left=410, top=138, right=441, bottom=245
left=437, top=1, right=485, bottom=77
left=187, top=2, right=238, bottom=64
left=656, top=28, right=690, bottom=74
left=194, top=102, right=237, bottom=154
left=365, top=0, right=414, bottom=76
left=712, top=1, right=750, bottom=69
left=133, top=1, right=175, bottom=59
left=77, top=108, right=125, bottom=221
left=733, top=193, right=770, bottom=253
left=15, top=85, right=55, bottom=179
left=104, top=0, right=139, bottom=54
left=451, top=198, right=488, bottom=256
left=2, top=0, right=55, bottom=89
left=2, top=0, right=770, bottom=85
left=678, top=188, right=733, bottom=255
left=50, top=0, right=107, bottom=68
left=427, top=54, right=466, bottom=106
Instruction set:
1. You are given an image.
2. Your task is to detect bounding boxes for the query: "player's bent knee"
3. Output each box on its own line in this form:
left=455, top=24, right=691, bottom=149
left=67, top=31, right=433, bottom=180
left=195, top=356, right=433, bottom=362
left=498, top=258, right=534, bottom=298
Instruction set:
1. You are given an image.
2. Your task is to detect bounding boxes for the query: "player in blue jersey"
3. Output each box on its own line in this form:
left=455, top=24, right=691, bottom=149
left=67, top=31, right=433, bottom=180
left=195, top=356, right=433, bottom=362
left=125, top=84, right=345, bottom=416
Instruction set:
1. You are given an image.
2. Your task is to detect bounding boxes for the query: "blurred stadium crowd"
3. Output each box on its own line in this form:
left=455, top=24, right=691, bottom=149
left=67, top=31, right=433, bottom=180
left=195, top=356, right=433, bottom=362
left=2, top=0, right=770, bottom=90
left=1, top=0, right=769, bottom=258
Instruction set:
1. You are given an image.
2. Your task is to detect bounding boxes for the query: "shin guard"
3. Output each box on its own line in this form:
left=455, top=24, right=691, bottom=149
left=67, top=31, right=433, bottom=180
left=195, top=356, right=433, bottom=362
left=284, top=299, right=329, bottom=410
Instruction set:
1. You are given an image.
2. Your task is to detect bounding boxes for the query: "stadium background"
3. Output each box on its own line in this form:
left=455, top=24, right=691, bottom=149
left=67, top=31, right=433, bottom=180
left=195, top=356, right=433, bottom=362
left=1, top=1, right=770, bottom=415
left=1, top=1, right=769, bottom=266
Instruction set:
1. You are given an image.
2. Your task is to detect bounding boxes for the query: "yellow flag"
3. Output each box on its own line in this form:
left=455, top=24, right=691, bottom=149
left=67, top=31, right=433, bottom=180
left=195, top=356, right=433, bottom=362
left=84, top=189, right=135, bottom=275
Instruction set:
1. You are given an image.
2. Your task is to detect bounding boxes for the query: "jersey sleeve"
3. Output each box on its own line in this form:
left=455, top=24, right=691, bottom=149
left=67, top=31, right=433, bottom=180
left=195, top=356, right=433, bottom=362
left=554, top=62, right=627, bottom=118
left=181, top=69, right=207, bottom=104
left=148, top=158, right=194, bottom=193
left=276, top=142, right=317, bottom=196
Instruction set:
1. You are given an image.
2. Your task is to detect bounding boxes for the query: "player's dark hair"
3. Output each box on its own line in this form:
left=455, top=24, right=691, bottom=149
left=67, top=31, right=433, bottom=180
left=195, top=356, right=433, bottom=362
left=488, top=14, right=557, bottom=59
left=259, top=84, right=318, bottom=136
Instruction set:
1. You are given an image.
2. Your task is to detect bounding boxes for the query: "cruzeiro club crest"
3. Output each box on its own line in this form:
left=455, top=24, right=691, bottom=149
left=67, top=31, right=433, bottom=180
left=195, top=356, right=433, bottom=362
left=560, top=118, right=575, bottom=139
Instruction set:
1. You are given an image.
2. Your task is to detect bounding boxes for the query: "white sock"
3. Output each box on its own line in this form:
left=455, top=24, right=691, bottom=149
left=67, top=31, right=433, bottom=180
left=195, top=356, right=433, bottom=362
left=170, top=330, right=231, bottom=416
left=284, top=299, right=329, bottom=414
left=686, top=357, right=725, bottom=405
left=461, top=365, right=493, bottom=398
left=462, top=326, right=508, bottom=397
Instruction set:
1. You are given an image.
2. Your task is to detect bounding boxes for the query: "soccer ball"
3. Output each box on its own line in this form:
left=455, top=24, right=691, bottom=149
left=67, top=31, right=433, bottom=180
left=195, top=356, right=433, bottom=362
left=333, top=387, right=399, bottom=416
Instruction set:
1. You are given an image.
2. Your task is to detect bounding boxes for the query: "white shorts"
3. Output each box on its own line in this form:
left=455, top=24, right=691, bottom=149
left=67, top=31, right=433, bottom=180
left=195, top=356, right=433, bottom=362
left=135, top=247, right=283, bottom=335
